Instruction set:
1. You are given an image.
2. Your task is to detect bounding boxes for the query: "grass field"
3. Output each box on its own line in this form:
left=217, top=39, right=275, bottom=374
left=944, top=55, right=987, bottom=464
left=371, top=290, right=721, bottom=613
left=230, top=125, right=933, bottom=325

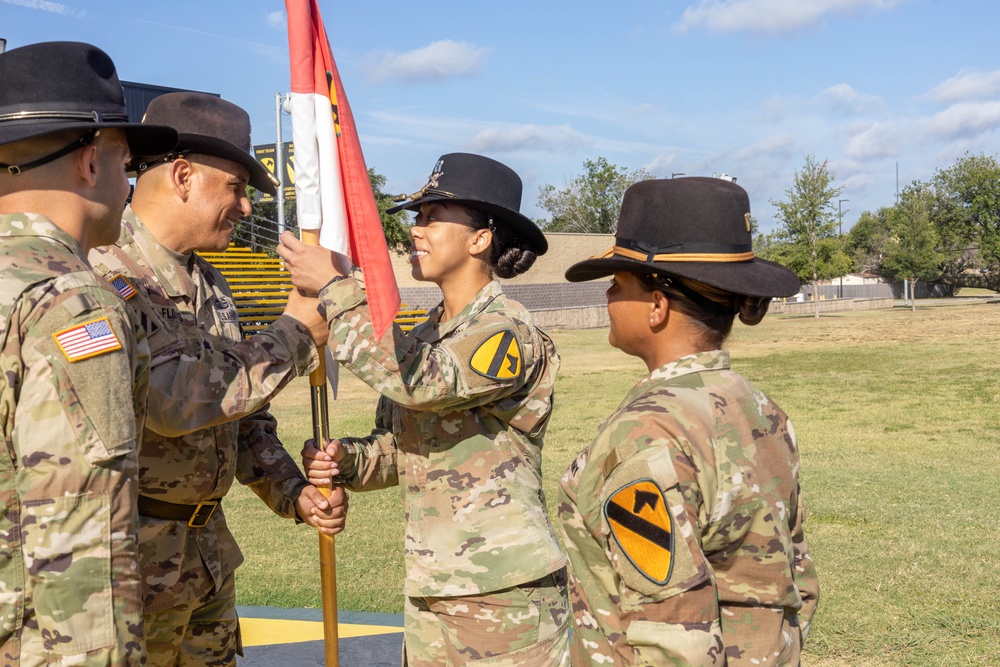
left=226, top=300, right=1000, bottom=666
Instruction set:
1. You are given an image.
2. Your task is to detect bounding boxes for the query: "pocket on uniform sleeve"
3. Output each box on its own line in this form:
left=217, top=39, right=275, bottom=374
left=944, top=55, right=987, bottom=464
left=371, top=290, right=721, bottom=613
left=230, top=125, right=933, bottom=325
left=626, top=618, right=724, bottom=665
left=23, top=492, right=113, bottom=654
left=39, top=334, right=136, bottom=467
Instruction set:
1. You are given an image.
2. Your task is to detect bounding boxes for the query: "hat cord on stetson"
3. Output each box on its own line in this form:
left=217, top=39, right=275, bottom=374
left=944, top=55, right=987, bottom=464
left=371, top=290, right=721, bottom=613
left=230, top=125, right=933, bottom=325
left=391, top=186, right=460, bottom=205
left=0, top=129, right=99, bottom=175
left=0, top=110, right=129, bottom=124
left=599, top=236, right=755, bottom=264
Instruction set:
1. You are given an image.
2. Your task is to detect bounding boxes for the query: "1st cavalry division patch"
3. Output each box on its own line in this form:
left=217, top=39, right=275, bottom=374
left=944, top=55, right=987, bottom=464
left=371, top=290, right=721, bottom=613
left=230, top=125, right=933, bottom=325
left=52, top=317, right=123, bottom=362
left=604, top=479, right=674, bottom=584
left=469, top=330, right=521, bottom=380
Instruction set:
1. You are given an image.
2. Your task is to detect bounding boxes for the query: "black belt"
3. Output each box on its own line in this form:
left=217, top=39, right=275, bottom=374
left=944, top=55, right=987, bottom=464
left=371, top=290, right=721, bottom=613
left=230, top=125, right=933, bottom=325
left=138, top=495, right=221, bottom=529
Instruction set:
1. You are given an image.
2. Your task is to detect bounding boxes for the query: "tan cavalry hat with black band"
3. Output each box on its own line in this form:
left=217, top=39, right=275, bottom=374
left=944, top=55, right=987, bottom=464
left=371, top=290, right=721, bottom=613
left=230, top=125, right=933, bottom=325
left=565, top=177, right=800, bottom=298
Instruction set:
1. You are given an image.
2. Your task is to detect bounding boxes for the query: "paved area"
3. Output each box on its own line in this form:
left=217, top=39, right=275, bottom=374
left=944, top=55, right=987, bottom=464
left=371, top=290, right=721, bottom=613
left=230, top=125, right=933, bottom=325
left=237, top=606, right=403, bottom=666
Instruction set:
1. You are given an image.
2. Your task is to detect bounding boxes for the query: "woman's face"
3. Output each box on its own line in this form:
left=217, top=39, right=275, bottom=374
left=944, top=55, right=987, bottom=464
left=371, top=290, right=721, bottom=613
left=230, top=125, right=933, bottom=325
left=605, top=271, right=654, bottom=356
left=409, top=202, right=479, bottom=284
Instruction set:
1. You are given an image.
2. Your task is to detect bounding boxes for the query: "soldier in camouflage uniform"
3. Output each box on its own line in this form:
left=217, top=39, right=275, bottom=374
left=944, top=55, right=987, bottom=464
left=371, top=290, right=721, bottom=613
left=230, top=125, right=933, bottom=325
left=87, top=93, right=345, bottom=667
left=280, top=154, right=570, bottom=666
left=0, top=42, right=177, bottom=666
left=558, top=177, right=820, bottom=666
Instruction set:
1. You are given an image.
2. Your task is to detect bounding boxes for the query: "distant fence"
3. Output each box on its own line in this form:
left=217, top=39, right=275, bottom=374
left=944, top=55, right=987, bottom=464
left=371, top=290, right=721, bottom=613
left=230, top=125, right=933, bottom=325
left=769, top=297, right=894, bottom=315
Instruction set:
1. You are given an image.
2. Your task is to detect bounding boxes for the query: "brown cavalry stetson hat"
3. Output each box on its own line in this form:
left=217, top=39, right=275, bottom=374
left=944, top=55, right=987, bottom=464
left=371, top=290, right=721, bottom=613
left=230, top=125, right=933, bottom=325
left=0, top=41, right=177, bottom=170
left=565, top=177, right=800, bottom=299
left=134, top=92, right=279, bottom=195
left=388, top=152, right=548, bottom=255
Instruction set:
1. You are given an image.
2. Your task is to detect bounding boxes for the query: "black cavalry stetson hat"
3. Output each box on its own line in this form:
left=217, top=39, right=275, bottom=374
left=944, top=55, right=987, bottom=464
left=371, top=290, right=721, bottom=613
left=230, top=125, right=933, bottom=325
left=565, top=177, right=800, bottom=298
left=0, top=41, right=177, bottom=155
left=388, top=152, right=547, bottom=255
left=135, top=92, right=278, bottom=195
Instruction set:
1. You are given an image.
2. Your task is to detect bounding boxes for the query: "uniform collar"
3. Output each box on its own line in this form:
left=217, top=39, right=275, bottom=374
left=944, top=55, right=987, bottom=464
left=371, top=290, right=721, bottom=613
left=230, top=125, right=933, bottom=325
left=626, top=348, right=730, bottom=399
left=121, top=205, right=197, bottom=299
left=0, top=212, right=87, bottom=262
left=413, top=280, right=503, bottom=342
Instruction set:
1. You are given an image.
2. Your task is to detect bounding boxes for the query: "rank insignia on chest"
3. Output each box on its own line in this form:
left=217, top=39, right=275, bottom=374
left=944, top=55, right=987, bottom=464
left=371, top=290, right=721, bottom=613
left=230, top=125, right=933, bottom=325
left=469, top=330, right=522, bottom=380
left=52, top=317, right=123, bottom=362
left=109, top=274, right=137, bottom=300
left=604, top=479, right=674, bottom=584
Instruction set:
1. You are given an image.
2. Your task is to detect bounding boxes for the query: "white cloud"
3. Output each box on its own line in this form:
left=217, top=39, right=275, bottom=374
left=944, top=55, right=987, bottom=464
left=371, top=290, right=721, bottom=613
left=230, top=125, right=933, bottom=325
left=731, top=134, right=799, bottom=161
left=265, top=10, right=285, bottom=29
left=364, top=40, right=491, bottom=84
left=1, top=0, right=85, bottom=17
left=819, top=83, right=884, bottom=114
left=926, top=69, right=1000, bottom=104
left=631, top=102, right=658, bottom=116
left=673, top=0, right=906, bottom=35
left=921, top=101, right=1000, bottom=141
left=845, top=122, right=901, bottom=159
left=466, top=124, right=589, bottom=153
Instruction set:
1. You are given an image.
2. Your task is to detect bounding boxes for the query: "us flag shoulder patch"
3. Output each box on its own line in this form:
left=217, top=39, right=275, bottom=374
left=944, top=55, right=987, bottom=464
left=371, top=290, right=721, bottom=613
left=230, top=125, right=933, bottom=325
left=110, top=274, right=137, bottom=300
left=604, top=479, right=675, bottom=585
left=52, top=317, right=123, bottom=362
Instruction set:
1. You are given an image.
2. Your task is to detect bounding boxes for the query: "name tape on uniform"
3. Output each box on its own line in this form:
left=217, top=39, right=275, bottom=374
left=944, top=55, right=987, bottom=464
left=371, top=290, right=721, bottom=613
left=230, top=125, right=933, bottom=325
left=604, top=479, right=675, bottom=585
left=52, top=317, right=123, bottom=362
left=469, top=330, right=521, bottom=380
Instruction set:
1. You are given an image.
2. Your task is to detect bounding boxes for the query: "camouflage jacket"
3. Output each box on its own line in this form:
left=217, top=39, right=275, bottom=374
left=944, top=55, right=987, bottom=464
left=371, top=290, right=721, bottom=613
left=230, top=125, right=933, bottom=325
left=321, top=279, right=566, bottom=597
left=89, top=207, right=318, bottom=612
left=1, top=213, right=149, bottom=666
left=558, top=350, right=819, bottom=666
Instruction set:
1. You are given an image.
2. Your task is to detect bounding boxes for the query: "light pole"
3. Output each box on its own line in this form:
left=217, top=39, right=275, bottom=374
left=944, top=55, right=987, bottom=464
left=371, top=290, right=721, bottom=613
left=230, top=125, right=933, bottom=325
left=838, top=199, right=849, bottom=298
left=274, top=93, right=289, bottom=236
left=671, top=172, right=685, bottom=178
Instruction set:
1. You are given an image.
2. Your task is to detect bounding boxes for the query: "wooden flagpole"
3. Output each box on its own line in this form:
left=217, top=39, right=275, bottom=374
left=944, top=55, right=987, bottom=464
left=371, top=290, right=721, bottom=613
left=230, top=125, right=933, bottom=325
left=301, top=228, right=339, bottom=666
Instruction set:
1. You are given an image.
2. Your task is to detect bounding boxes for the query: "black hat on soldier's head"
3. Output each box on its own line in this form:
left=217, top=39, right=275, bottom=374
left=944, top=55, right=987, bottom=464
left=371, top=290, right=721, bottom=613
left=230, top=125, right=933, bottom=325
left=387, top=152, right=548, bottom=255
left=565, top=177, right=800, bottom=298
left=0, top=41, right=177, bottom=162
left=135, top=92, right=278, bottom=195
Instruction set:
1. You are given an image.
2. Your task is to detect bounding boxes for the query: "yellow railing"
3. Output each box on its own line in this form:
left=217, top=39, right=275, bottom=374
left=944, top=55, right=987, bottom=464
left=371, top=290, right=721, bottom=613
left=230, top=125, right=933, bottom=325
left=199, top=245, right=426, bottom=335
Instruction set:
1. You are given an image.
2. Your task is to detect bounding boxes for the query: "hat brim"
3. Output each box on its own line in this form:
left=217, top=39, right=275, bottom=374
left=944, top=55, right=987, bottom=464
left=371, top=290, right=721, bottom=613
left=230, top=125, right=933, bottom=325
left=388, top=193, right=548, bottom=255
left=0, top=120, right=177, bottom=157
left=132, top=133, right=277, bottom=195
left=565, top=252, right=801, bottom=299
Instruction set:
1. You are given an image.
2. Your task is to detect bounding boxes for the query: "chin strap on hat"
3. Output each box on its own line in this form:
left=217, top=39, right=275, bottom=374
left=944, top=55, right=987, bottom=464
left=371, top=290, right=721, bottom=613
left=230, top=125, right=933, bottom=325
left=1, top=130, right=99, bottom=175
left=136, top=148, right=194, bottom=173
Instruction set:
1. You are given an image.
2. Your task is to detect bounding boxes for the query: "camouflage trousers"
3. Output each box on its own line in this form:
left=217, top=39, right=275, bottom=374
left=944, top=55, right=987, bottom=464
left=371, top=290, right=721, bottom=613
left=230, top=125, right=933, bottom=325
left=403, top=569, right=570, bottom=667
left=144, top=572, right=242, bottom=667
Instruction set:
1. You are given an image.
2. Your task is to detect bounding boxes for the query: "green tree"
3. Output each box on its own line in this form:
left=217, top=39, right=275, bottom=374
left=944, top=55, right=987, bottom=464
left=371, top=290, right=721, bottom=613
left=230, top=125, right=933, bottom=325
left=369, top=168, right=411, bottom=254
left=769, top=154, right=849, bottom=317
left=930, top=152, right=1000, bottom=292
left=845, top=208, right=893, bottom=275
left=880, top=184, right=943, bottom=310
left=537, top=157, right=652, bottom=233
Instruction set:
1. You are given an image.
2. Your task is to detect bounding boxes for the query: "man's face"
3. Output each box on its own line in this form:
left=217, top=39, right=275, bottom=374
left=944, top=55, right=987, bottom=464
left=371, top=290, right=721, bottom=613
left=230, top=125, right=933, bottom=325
left=184, top=155, right=251, bottom=253
left=91, top=128, right=132, bottom=248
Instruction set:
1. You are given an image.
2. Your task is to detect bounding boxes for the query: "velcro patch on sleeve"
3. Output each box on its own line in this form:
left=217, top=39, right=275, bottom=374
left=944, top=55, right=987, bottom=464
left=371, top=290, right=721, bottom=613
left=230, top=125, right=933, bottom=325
left=468, top=330, right=522, bottom=380
left=109, top=274, right=138, bottom=300
left=52, top=317, right=123, bottom=362
left=604, top=479, right=674, bottom=585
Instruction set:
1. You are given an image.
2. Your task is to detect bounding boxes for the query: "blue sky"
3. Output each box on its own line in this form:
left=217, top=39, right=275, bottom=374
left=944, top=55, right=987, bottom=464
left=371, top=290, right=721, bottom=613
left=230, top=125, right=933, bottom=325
left=4, top=0, right=1000, bottom=234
